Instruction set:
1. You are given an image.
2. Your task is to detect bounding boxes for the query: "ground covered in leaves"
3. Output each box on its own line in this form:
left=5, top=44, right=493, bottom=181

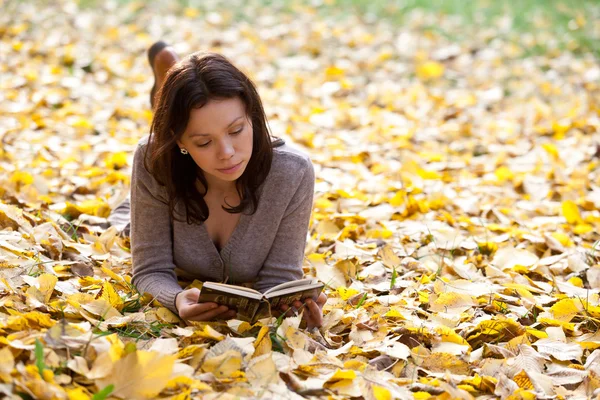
left=1, top=0, right=600, bottom=399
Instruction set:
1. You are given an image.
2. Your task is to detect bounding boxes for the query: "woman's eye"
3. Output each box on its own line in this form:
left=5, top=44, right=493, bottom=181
left=195, top=127, right=242, bottom=148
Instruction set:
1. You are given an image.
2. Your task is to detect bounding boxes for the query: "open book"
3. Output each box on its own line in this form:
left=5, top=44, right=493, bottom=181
left=197, top=278, right=324, bottom=324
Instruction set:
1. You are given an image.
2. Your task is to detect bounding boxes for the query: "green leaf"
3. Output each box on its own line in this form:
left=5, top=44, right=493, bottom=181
left=92, top=384, right=115, bottom=400
left=355, top=292, right=368, bottom=309
left=34, top=339, right=46, bottom=376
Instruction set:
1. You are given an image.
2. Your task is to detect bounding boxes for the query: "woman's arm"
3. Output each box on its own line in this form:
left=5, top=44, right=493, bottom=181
left=130, top=143, right=183, bottom=314
left=253, top=158, right=315, bottom=292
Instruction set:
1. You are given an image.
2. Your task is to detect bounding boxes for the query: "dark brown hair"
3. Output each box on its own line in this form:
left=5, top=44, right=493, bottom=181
left=144, top=51, right=284, bottom=224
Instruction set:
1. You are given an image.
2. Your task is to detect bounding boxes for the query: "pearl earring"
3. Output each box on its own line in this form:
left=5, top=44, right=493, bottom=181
left=180, top=148, right=189, bottom=155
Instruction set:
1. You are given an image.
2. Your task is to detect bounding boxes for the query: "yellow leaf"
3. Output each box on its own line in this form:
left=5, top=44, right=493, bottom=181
left=465, top=317, right=526, bottom=348
left=538, top=317, right=576, bottom=334
left=413, top=392, right=432, bottom=400
left=156, top=307, right=180, bottom=323
left=372, top=385, right=391, bottom=400
left=337, top=286, right=359, bottom=300
left=0, top=347, right=15, bottom=381
left=36, top=274, right=58, bottom=304
left=314, top=196, right=334, bottom=210
left=435, top=326, right=469, bottom=346
left=419, top=352, right=471, bottom=375
left=383, top=308, right=406, bottom=320
left=379, top=245, right=400, bottom=269
left=417, top=168, right=442, bottom=180
left=10, top=171, right=34, bottom=185
left=100, top=263, right=126, bottom=283
left=562, top=200, right=583, bottom=225
left=573, top=223, right=593, bottom=234
left=6, top=311, right=55, bottom=330
left=285, top=326, right=311, bottom=352
left=495, top=166, right=514, bottom=182
left=429, top=292, right=477, bottom=312
left=416, top=61, right=444, bottom=80
left=325, top=65, right=345, bottom=79
left=98, top=281, right=124, bottom=311
left=552, top=232, right=573, bottom=247
left=253, top=325, right=272, bottom=357
left=66, top=386, right=92, bottom=400
left=568, top=276, right=584, bottom=287
left=96, top=350, right=177, bottom=400
left=164, top=375, right=212, bottom=392
left=343, top=359, right=366, bottom=371
left=191, top=324, right=225, bottom=341
left=542, top=143, right=560, bottom=160
left=525, top=327, right=548, bottom=339
left=63, top=200, right=111, bottom=219
left=507, top=388, right=537, bottom=400
left=183, top=7, right=199, bottom=18
left=513, top=370, right=534, bottom=389
left=326, top=368, right=356, bottom=383
left=176, top=344, right=206, bottom=361
left=201, top=350, right=242, bottom=378
left=552, top=120, right=570, bottom=140
left=71, top=117, right=93, bottom=130
left=388, top=191, right=405, bottom=207
left=104, top=152, right=128, bottom=170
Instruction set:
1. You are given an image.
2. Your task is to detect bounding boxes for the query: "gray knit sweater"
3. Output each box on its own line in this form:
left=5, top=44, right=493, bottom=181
left=129, top=136, right=315, bottom=315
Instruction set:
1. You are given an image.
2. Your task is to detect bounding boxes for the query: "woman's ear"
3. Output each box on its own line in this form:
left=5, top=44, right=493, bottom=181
left=175, top=134, right=184, bottom=149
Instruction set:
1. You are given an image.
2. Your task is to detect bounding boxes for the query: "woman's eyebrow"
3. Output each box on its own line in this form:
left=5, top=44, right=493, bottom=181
left=189, top=116, right=244, bottom=137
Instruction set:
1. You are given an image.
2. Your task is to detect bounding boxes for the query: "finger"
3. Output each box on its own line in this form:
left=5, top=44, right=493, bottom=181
left=179, top=302, right=220, bottom=319
left=293, top=300, right=303, bottom=309
left=280, top=304, right=296, bottom=317
left=316, top=293, right=327, bottom=306
left=186, top=301, right=219, bottom=315
left=215, top=309, right=237, bottom=320
left=185, top=305, right=229, bottom=321
left=305, top=300, right=323, bottom=329
left=306, top=299, right=320, bottom=315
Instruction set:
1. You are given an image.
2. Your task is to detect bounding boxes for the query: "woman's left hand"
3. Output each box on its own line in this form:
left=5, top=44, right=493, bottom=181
left=278, top=292, right=327, bottom=330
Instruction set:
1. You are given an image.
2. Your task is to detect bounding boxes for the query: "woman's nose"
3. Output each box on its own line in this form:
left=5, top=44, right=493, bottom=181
left=218, top=140, right=235, bottom=158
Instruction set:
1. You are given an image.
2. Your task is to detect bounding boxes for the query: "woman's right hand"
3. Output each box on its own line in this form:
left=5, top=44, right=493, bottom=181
left=175, top=288, right=236, bottom=321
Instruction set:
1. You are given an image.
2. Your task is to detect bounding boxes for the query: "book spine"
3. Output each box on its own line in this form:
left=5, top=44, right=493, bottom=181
left=251, top=300, right=272, bottom=324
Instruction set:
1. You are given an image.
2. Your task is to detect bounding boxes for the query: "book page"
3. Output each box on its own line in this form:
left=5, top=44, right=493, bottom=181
left=263, top=278, right=317, bottom=296
left=204, top=281, right=261, bottom=295
left=264, top=282, right=324, bottom=299
left=266, top=285, right=324, bottom=310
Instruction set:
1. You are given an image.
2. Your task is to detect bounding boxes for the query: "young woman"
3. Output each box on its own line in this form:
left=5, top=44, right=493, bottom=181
left=108, top=42, right=327, bottom=329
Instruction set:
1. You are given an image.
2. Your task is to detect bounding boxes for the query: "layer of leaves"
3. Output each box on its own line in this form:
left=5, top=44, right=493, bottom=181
left=1, top=0, right=600, bottom=399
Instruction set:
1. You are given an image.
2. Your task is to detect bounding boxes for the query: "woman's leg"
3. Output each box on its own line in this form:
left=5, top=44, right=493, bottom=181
left=107, top=41, right=180, bottom=235
left=147, top=41, right=180, bottom=110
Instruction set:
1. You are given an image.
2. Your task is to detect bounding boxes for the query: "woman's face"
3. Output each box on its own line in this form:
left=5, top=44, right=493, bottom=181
left=176, top=97, right=253, bottom=192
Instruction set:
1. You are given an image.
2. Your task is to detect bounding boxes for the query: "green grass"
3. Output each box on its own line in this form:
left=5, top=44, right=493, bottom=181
left=72, top=0, right=598, bottom=59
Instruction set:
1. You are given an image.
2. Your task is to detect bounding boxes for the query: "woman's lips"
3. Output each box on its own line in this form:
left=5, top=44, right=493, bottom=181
left=218, top=161, right=242, bottom=174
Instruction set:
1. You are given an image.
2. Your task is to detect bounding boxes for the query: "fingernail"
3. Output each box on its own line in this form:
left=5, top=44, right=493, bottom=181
left=291, top=306, right=298, bottom=314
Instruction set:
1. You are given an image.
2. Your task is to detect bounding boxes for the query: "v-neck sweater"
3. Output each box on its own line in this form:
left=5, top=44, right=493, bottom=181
left=130, top=135, right=315, bottom=315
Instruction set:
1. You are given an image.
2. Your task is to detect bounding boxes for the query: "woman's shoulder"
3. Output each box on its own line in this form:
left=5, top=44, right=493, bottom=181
left=267, top=141, right=315, bottom=194
left=135, top=135, right=151, bottom=151
left=272, top=140, right=314, bottom=173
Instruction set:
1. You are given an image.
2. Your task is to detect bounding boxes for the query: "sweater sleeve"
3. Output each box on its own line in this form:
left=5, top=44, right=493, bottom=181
left=130, top=143, right=183, bottom=315
left=253, top=159, right=315, bottom=293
